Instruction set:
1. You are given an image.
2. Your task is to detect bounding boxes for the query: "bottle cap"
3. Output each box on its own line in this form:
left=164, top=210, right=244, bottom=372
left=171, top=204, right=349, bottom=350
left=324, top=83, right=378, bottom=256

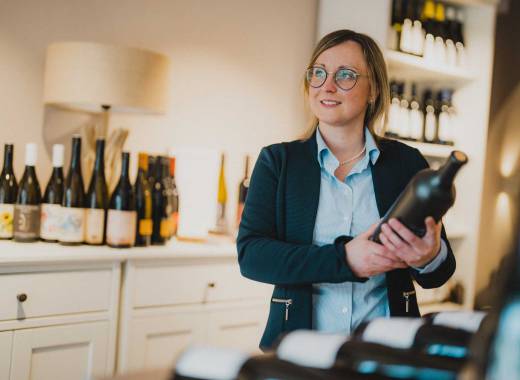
left=25, top=143, right=37, bottom=166
left=52, top=144, right=64, bottom=167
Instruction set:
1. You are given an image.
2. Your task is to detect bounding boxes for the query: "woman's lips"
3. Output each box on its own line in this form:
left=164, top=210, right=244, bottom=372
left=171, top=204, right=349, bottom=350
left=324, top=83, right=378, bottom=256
left=320, top=100, right=341, bottom=107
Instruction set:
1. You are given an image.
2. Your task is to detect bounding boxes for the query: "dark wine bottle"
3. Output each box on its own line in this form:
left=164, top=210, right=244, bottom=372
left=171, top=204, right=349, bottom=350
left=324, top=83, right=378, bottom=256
left=162, top=157, right=174, bottom=240
left=151, top=157, right=169, bottom=245
left=14, top=143, right=41, bottom=242
left=40, top=144, right=64, bottom=242
left=147, top=155, right=157, bottom=187
left=372, top=150, right=468, bottom=242
left=60, top=136, right=86, bottom=245
left=134, top=153, right=152, bottom=247
left=169, top=157, right=179, bottom=238
left=85, top=139, right=108, bottom=245
left=236, top=155, right=250, bottom=228
left=106, top=152, right=136, bottom=248
left=0, top=144, right=18, bottom=239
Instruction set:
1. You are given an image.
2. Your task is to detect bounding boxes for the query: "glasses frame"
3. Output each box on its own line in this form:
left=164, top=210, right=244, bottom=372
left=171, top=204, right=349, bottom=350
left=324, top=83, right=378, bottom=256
left=305, top=66, right=368, bottom=91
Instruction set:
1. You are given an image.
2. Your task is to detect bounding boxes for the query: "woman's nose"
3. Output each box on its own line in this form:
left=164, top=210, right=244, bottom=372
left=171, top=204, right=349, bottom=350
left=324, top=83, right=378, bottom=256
left=322, top=74, right=337, bottom=92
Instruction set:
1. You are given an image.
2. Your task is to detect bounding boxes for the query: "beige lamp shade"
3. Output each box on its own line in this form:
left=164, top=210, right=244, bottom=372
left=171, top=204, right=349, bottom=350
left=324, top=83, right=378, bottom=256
left=43, top=42, right=170, bottom=114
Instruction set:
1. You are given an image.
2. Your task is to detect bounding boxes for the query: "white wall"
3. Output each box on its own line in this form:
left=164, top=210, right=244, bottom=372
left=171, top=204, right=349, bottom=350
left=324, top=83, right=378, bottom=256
left=0, top=0, right=317, bottom=224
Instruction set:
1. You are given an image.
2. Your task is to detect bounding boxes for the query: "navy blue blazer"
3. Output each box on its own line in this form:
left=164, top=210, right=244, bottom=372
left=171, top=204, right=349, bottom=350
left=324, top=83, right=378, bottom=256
left=236, top=133, right=456, bottom=350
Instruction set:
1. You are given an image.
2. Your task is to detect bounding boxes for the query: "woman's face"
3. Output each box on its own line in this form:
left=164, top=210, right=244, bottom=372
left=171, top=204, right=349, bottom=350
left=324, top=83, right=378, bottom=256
left=308, top=41, right=372, bottom=129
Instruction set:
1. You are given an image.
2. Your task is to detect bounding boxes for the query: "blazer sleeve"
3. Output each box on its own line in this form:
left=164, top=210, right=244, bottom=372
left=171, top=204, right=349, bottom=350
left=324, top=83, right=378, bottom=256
left=405, top=148, right=456, bottom=289
left=236, top=146, right=366, bottom=286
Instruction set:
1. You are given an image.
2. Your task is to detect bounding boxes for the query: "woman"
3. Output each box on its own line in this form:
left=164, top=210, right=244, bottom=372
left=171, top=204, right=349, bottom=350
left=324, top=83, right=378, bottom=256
left=237, top=30, right=455, bottom=350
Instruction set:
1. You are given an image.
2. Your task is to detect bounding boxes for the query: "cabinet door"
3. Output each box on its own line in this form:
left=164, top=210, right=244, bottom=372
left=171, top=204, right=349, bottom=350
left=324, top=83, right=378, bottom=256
left=0, top=331, right=13, bottom=379
left=10, top=321, right=110, bottom=380
left=207, top=306, right=268, bottom=354
left=126, top=311, right=206, bottom=372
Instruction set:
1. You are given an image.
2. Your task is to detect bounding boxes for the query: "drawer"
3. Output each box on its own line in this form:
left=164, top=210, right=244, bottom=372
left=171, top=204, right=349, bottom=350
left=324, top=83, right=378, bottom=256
left=133, top=263, right=271, bottom=308
left=0, top=269, right=113, bottom=321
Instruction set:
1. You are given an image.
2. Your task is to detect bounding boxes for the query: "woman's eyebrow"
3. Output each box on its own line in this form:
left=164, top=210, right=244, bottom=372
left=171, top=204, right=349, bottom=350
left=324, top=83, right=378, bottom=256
left=314, top=62, right=361, bottom=72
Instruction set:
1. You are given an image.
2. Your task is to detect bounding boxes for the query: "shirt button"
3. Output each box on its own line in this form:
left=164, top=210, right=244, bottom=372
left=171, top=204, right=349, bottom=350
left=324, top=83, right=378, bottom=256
left=342, top=307, right=348, bottom=314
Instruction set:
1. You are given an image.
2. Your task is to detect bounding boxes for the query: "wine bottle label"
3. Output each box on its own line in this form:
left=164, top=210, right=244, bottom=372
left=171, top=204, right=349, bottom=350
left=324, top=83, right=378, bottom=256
left=0, top=203, right=15, bottom=238
left=159, top=218, right=170, bottom=238
left=13, top=204, right=40, bottom=239
left=60, top=207, right=86, bottom=243
left=106, top=210, right=136, bottom=246
left=362, top=318, right=424, bottom=349
left=85, top=208, right=105, bottom=244
left=138, top=218, right=152, bottom=236
left=40, top=203, right=62, bottom=241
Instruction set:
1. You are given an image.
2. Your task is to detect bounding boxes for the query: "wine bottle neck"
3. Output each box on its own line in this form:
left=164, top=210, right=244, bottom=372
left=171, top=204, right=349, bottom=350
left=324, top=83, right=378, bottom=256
left=93, top=141, right=105, bottom=175
left=437, top=153, right=467, bottom=187
left=120, top=153, right=130, bottom=180
left=3, top=145, right=14, bottom=172
left=70, top=139, right=82, bottom=173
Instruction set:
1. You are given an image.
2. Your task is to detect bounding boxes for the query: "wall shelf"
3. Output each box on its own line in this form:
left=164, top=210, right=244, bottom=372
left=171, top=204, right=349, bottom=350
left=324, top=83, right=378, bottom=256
left=386, top=50, right=474, bottom=86
left=398, top=139, right=455, bottom=158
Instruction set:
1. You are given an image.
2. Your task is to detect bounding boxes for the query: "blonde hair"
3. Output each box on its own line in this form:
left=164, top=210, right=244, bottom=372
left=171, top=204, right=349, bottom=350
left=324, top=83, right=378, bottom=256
left=301, top=30, right=390, bottom=141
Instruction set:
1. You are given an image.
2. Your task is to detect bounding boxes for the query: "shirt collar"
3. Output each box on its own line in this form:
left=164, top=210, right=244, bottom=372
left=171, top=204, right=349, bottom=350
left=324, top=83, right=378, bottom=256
left=316, top=126, right=380, bottom=175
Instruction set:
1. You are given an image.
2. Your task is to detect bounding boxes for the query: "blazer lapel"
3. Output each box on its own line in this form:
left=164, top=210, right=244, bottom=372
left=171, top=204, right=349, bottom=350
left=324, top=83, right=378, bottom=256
left=284, top=134, right=321, bottom=244
left=371, top=141, right=403, bottom=217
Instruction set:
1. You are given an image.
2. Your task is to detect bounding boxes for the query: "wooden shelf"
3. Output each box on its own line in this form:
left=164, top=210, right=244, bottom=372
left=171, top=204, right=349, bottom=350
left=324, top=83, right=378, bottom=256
left=398, top=139, right=455, bottom=158
left=386, top=50, right=474, bottom=86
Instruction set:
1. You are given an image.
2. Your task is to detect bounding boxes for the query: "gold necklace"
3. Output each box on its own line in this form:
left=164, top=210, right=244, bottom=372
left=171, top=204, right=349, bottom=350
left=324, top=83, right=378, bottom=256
left=338, top=146, right=366, bottom=166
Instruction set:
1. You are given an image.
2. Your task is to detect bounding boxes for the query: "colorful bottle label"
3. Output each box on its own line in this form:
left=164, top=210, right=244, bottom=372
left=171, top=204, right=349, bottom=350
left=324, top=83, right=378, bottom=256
left=13, top=204, right=40, bottom=240
left=138, top=218, right=152, bottom=236
left=160, top=218, right=170, bottom=238
left=85, top=208, right=105, bottom=244
left=171, top=212, right=179, bottom=236
left=106, top=210, right=136, bottom=246
left=0, top=203, right=15, bottom=238
left=40, top=203, right=61, bottom=241
left=60, top=207, right=85, bottom=243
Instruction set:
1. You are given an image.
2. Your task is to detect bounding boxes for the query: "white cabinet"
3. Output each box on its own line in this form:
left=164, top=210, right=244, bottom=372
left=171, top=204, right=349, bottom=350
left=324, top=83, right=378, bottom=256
left=0, top=331, right=13, bottom=379
left=118, top=255, right=271, bottom=374
left=10, top=321, right=109, bottom=380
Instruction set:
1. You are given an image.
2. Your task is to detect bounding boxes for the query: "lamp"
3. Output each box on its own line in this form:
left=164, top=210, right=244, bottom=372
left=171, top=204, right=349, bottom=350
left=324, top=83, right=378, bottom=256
left=43, top=41, right=170, bottom=187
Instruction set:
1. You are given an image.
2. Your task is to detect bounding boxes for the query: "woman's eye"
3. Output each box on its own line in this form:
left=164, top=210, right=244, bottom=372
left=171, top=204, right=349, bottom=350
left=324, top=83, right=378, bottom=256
left=337, top=69, right=356, bottom=80
left=314, top=68, right=326, bottom=78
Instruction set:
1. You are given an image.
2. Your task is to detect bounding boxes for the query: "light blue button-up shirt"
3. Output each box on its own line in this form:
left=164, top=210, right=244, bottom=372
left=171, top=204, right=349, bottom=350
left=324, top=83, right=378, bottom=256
left=312, top=127, right=448, bottom=334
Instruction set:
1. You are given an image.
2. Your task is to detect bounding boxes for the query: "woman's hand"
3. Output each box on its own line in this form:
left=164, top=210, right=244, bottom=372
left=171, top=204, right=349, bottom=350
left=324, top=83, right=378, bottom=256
left=345, top=223, right=408, bottom=278
left=378, top=217, right=442, bottom=268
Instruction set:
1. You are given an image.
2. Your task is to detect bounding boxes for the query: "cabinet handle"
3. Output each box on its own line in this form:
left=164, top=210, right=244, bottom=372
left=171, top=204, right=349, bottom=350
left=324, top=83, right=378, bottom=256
left=207, top=282, right=216, bottom=288
left=17, top=293, right=28, bottom=303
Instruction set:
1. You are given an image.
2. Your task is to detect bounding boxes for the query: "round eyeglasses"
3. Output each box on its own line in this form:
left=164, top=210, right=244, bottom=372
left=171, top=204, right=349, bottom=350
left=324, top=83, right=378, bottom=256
left=305, top=66, right=366, bottom=91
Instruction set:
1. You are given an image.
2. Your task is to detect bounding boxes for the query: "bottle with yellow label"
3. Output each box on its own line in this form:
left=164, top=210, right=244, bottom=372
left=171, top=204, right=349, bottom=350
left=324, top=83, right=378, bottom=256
left=135, top=153, right=152, bottom=246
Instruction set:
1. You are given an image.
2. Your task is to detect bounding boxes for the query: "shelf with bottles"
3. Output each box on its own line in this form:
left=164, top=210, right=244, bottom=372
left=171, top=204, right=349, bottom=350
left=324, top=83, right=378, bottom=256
left=397, top=139, right=454, bottom=158
left=385, top=49, right=473, bottom=85
left=387, top=0, right=475, bottom=86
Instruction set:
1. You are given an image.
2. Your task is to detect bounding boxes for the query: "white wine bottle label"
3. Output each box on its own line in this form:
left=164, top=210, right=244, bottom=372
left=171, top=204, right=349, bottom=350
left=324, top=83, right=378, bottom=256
left=106, top=210, right=136, bottom=246
left=85, top=208, right=105, bottom=244
left=13, top=204, right=40, bottom=239
left=40, top=203, right=62, bottom=241
left=138, top=218, right=152, bottom=236
left=362, top=318, right=424, bottom=349
left=433, top=311, right=486, bottom=333
left=0, top=203, right=15, bottom=238
left=60, top=207, right=86, bottom=243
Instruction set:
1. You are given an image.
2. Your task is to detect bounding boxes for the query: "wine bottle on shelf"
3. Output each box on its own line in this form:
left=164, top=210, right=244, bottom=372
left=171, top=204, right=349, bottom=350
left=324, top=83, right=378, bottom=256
left=169, top=157, right=179, bottom=238
left=421, top=0, right=436, bottom=62
left=147, top=155, right=157, bottom=187
left=161, top=157, right=174, bottom=239
left=399, top=0, right=414, bottom=54
left=389, top=0, right=404, bottom=51
left=455, top=8, right=467, bottom=67
left=398, top=82, right=411, bottom=139
left=411, top=0, right=425, bottom=56
left=106, top=152, right=136, bottom=248
left=0, top=144, right=18, bottom=239
left=60, top=136, right=86, bottom=245
left=409, top=83, right=424, bottom=141
left=212, top=153, right=229, bottom=234
left=437, top=89, right=454, bottom=145
left=444, top=7, right=458, bottom=66
left=371, top=150, right=468, bottom=242
left=134, top=153, right=152, bottom=247
left=14, top=143, right=41, bottom=242
left=423, top=89, right=437, bottom=143
left=236, top=155, right=250, bottom=228
left=433, top=2, right=447, bottom=66
left=423, top=310, right=487, bottom=334
left=386, top=80, right=401, bottom=138
left=151, top=157, right=169, bottom=245
left=85, top=139, right=108, bottom=245
left=40, top=144, right=64, bottom=242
